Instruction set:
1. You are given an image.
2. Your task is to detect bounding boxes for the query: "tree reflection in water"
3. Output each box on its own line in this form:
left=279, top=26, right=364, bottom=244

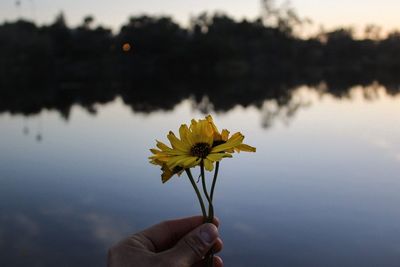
left=5, top=80, right=399, bottom=131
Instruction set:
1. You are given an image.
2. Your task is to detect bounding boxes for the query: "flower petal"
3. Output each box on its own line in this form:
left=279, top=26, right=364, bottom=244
left=211, top=132, right=244, bottom=153
left=207, top=153, right=232, bottom=162
left=150, top=148, right=161, bottom=154
left=166, top=155, right=188, bottom=169
left=206, top=115, right=222, bottom=140
left=221, top=129, right=230, bottom=141
left=167, top=131, right=191, bottom=152
left=182, top=157, right=200, bottom=168
left=179, top=124, right=192, bottom=146
left=235, top=144, right=256, bottom=152
left=156, top=140, right=172, bottom=151
left=167, top=155, right=198, bottom=169
left=161, top=167, right=174, bottom=183
left=203, top=158, right=214, bottom=171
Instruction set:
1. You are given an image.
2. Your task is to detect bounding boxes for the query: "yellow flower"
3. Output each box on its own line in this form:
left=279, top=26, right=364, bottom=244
left=206, top=115, right=256, bottom=153
left=149, top=115, right=256, bottom=182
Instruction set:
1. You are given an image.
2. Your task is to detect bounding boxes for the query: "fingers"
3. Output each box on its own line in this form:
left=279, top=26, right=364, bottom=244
left=214, top=256, right=224, bottom=267
left=165, top=223, right=220, bottom=265
left=139, top=216, right=220, bottom=252
left=191, top=239, right=224, bottom=267
left=192, top=256, right=223, bottom=267
left=213, top=237, right=223, bottom=253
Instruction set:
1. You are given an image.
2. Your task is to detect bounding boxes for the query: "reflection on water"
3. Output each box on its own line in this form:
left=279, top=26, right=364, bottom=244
left=1, top=85, right=400, bottom=267
left=1, top=73, right=400, bottom=121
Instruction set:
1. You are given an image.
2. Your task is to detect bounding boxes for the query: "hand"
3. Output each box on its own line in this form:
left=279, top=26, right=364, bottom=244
left=107, top=216, right=223, bottom=267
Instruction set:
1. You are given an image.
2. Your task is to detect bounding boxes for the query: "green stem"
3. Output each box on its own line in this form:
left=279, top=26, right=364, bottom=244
left=200, top=162, right=214, bottom=267
left=200, top=161, right=213, bottom=223
left=185, top=169, right=207, bottom=218
left=210, top=161, right=220, bottom=202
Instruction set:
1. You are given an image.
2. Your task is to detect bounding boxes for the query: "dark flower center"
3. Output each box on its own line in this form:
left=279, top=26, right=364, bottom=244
left=191, top=143, right=211, bottom=158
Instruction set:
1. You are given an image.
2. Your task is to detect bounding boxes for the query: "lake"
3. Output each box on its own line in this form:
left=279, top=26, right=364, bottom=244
left=1, top=84, right=400, bottom=267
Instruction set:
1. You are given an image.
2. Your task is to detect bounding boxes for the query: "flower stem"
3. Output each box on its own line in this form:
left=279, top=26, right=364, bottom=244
left=200, top=162, right=213, bottom=223
left=200, top=162, right=214, bottom=267
left=185, top=169, right=206, bottom=218
left=210, top=161, right=219, bottom=202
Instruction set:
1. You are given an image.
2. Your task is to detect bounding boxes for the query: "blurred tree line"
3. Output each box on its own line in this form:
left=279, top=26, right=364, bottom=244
left=0, top=6, right=400, bottom=118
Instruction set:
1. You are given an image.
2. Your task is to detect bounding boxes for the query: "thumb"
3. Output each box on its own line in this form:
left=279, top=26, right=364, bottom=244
left=166, top=223, right=219, bottom=265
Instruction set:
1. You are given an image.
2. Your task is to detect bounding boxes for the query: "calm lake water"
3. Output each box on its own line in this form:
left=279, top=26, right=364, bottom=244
left=1, top=85, right=400, bottom=267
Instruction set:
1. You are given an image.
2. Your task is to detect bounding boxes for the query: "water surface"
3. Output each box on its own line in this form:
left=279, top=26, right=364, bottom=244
left=1, top=85, right=400, bottom=267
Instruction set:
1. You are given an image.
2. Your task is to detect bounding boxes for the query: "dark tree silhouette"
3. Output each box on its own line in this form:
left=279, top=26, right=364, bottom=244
left=0, top=10, right=399, bottom=119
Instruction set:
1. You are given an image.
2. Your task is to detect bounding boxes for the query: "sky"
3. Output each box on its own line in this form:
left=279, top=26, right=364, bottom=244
left=0, top=0, right=399, bottom=35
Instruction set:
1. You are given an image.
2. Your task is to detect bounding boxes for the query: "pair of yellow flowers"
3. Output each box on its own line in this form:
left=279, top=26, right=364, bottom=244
left=149, top=115, right=256, bottom=183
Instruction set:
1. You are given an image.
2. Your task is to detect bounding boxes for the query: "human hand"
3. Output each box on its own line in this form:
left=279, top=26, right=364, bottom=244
left=107, top=216, right=223, bottom=267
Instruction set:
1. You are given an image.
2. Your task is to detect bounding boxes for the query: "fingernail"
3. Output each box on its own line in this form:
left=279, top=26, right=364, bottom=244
left=199, top=224, right=218, bottom=244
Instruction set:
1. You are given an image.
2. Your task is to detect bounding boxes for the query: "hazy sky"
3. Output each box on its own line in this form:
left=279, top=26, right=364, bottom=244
left=0, top=0, right=399, bottom=34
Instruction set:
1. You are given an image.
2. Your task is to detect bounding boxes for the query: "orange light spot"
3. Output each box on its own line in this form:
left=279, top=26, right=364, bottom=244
left=122, top=43, right=131, bottom=52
